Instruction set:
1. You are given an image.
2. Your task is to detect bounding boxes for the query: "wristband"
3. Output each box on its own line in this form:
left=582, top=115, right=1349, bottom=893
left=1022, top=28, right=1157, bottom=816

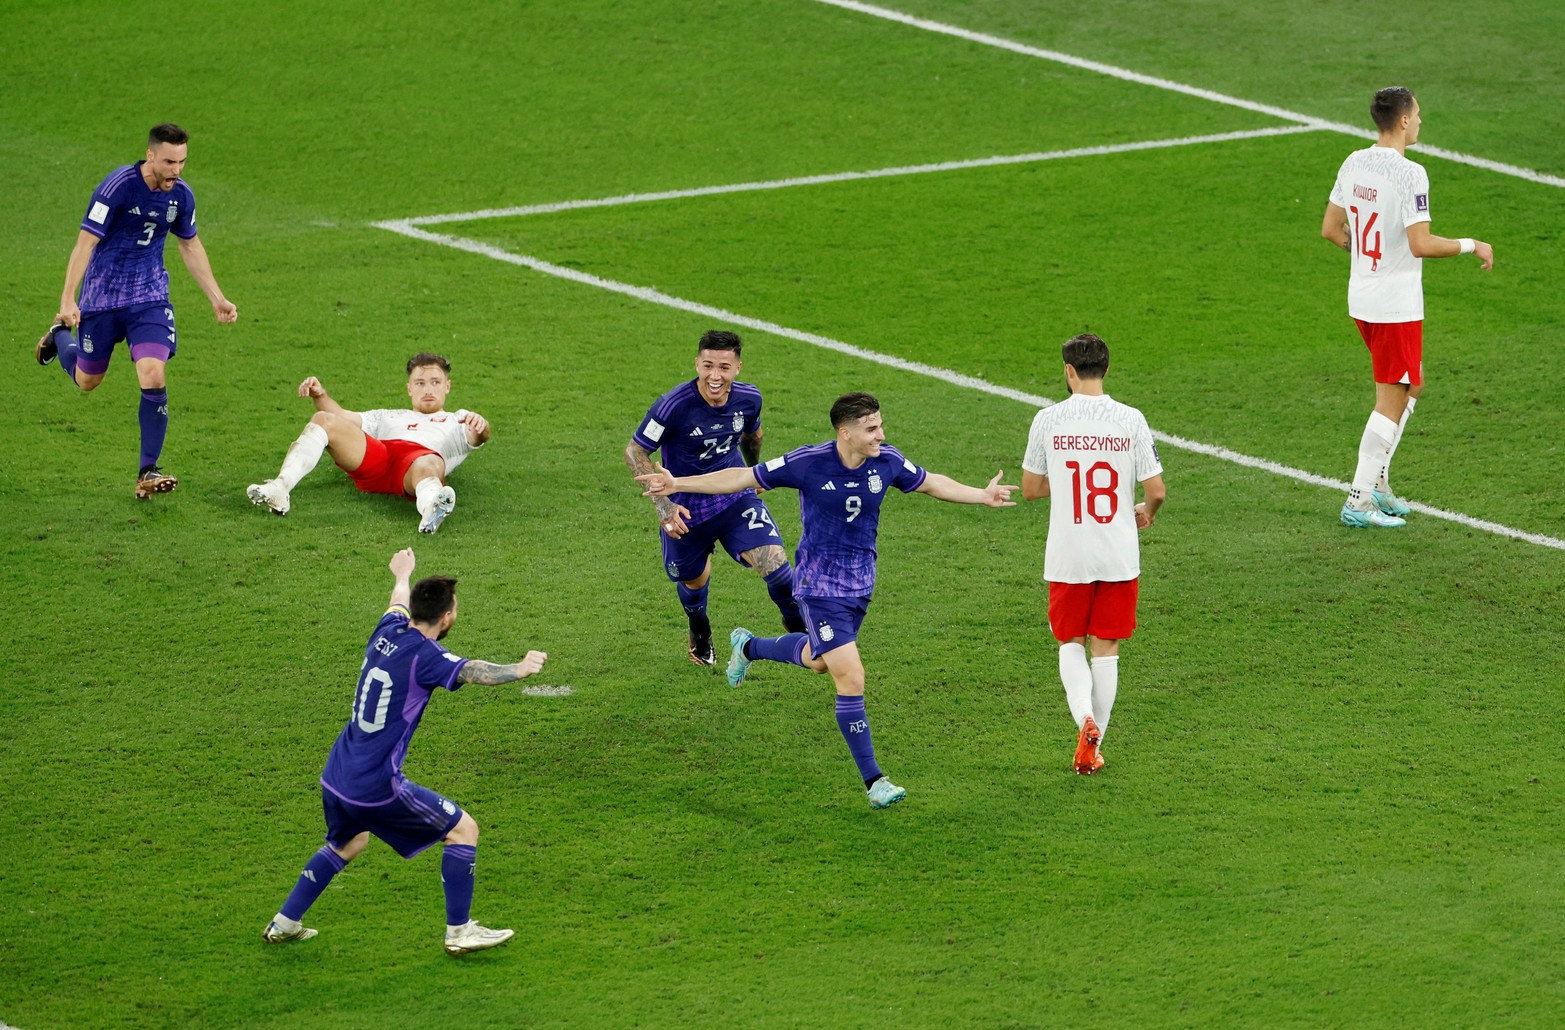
left=1459, top=238, right=1476, bottom=255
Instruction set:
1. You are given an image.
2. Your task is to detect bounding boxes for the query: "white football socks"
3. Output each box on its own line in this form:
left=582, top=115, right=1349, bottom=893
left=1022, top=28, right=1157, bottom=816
left=1349, top=411, right=1398, bottom=508
left=1377, top=396, right=1417, bottom=494
left=1058, top=642, right=1094, bottom=731
left=277, top=422, right=329, bottom=489
left=1090, top=654, right=1119, bottom=738
left=414, top=476, right=443, bottom=517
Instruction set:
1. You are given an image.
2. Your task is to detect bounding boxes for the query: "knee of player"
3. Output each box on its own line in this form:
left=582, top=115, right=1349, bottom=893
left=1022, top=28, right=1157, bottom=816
left=334, top=831, right=371, bottom=862
left=447, top=811, right=479, bottom=845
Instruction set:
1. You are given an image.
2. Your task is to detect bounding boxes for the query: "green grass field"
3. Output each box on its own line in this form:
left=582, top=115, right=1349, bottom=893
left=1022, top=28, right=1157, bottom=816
left=6, top=1, right=1564, bottom=1026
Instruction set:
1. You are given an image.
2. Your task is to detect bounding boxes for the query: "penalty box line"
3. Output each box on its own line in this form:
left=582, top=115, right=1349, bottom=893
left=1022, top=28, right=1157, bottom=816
left=389, top=126, right=1320, bottom=227
left=811, top=0, right=1565, bottom=190
left=373, top=220, right=1565, bottom=553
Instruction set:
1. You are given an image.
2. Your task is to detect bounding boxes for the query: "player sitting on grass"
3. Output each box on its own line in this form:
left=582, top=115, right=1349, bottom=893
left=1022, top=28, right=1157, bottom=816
left=262, top=547, right=548, bottom=955
left=247, top=353, right=489, bottom=533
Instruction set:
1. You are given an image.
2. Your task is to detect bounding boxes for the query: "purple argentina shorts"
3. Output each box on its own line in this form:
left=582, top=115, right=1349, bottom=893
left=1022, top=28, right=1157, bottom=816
left=660, top=494, right=783, bottom=582
left=798, top=595, right=870, bottom=658
left=321, top=780, right=464, bottom=859
left=75, top=300, right=177, bottom=376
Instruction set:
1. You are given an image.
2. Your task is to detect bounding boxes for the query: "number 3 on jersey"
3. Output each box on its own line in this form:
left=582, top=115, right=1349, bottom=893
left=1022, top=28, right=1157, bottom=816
left=1064, top=460, right=1118, bottom=524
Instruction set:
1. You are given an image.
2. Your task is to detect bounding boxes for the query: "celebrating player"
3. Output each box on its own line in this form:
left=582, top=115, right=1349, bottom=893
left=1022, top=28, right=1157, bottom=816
left=247, top=353, right=488, bottom=533
left=639, top=392, right=1016, bottom=809
left=36, top=123, right=238, bottom=499
left=1022, top=334, right=1165, bottom=775
left=624, top=330, right=805, bottom=667
left=262, top=548, right=548, bottom=954
left=1322, top=86, right=1493, bottom=528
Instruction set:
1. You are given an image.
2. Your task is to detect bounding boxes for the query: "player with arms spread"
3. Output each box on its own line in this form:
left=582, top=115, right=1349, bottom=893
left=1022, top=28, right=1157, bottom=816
left=1022, top=333, right=1165, bottom=775
left=262, top=548, right=548, bottom=954
left=1322, top=86, right=1493, bottom=528
left=639, top=392, right=1016, bottom=809
left=624, top=330, right=805, bottom=667
left=247, top=353, right=489, bottom=534
left=36, top=123, right=237, bottom=499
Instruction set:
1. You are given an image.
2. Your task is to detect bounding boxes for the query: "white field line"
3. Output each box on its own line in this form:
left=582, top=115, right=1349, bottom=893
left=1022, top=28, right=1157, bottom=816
left=810, top=0, right=1565, bottom=190
left=373, top=219, right=1565, bottom=552
left=394, top=126, right=1319, bottom=227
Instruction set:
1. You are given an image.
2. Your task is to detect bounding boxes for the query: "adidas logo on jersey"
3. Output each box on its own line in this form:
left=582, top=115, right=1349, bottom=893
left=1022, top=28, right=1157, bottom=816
left=689, top=427, right=703, bottom=436
left=129, top=206, right=142, bottom=215
left=820, top=482, right=836, bottom=490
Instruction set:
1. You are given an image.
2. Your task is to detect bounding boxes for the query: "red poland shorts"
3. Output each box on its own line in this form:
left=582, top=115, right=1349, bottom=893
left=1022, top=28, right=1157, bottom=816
left=1047, top=579, right=1139, bottom=643
left=344, top=435, right=438, bottom=498
left=1355, top=318, right=1423, bottom=387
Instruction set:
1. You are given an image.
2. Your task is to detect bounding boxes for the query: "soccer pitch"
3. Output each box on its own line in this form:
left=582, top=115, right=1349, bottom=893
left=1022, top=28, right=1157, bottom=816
left=6, top=1, right=1565, bottom=1026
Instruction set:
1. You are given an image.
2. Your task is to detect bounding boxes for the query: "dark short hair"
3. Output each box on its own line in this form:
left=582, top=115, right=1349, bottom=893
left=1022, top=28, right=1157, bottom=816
left=1062, top=333, right=1110, bottom=379
left=830, top=392, right=881, bottom=428
left=406, top=353, right=451, bottom=375
left=1371, top=87, right=1417, bottom=131
left=409, top=576, right=457, bottom=623
left=148, top=123, right=188, bottom=147
left=698, top=330, right=742, bottom=357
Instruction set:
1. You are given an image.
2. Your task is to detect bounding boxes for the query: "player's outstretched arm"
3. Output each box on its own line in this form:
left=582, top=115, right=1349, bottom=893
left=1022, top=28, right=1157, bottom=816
left=637, top=462, right=759, bottom=498
left=625, top=442, right=692, bottom=536
left=916, top=470, right=1018, bottom=507
left=297, top=376, right=360, bottom=423
left=1406, top=223, right=1494, bottom=269
left=175, top=235, right=238, bottom=323
left=457, top=652, right=549, bottom=685
left=56, top=229, right=101, bottom=328
left=388, top=548, right=415, bottom=608
left=459, top=410, right=492, bottom=446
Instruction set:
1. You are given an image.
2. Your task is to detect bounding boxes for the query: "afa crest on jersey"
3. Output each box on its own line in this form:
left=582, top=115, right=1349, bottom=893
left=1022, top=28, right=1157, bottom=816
left=166, top=204, right=178, bottom=223
left=868, top=472, right=883, bottom=494
left=731, top=411, right=745, bottom=433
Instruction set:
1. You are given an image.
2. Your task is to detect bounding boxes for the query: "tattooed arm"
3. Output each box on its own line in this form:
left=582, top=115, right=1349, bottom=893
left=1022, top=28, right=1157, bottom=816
left=625, top=439, right=693, bottom=538
left=456, top=651, right=548, bottom=685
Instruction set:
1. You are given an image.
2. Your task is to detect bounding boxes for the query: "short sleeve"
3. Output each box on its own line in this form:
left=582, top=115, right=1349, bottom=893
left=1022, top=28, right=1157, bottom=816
left=81, top=177, right=123, bottom=239
left=171, top=184, right=198, bottom=240
left=418, top=643, right=469, bottom=692
left=1022, top=408, right=1051, bottom=476
left=753, top=449, right=804, bottom=491
left=1133, top=413, right=1163, bottom=481
left=1405, top=165, right=1432, bottom=227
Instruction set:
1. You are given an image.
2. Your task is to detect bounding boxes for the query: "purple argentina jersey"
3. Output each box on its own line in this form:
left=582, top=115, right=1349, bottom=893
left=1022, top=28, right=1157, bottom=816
left=633, top=380, right=762, bottom=524
left=753, top=441, right=926, bottom=598
left=77, top=162, right=198, bottom=313
left=320, top=606, right=469, bottom=805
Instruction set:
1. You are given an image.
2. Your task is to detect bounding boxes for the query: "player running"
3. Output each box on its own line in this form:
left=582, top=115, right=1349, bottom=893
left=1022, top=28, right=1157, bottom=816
left=262, top=547, right=548, bottom=954
left=247, top=353, right=488, bottom=533
left=1022, top=333, right=1165, bottom=775
left=639, top=392, right=1015, bottom=809
left=624, top=330, right=805, bottom=666
left=37, top=123, right=238, bottom=499
left=1322, top=86, right=1493, bottom=528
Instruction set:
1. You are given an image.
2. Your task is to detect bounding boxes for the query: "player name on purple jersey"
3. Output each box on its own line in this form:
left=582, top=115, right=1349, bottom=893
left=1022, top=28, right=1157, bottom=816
left=752, top=441, right=926, bottom=598
left=320, top=607, right=469, bottom=805
left=77, top=162, right=199, bottom=313
left=633, top=379, right=763, bottom=524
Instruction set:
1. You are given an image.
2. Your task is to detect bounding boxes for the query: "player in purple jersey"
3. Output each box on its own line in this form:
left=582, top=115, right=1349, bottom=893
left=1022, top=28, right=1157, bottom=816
left=624, top=330, right=804, bottom=667
left=639, top=392, right=1016, bottom=809
left=262, top=548, right=549, bottom=955
left=36, top=124, right=237, bottom=500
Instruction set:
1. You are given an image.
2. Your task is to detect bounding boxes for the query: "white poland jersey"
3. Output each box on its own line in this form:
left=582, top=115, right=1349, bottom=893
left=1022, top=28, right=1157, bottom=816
left=1329, top=145, right=1432, bottom=323
left=359, top=408, right=481, bottom=473
left=1023, top=393, right=1162, bottom=584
